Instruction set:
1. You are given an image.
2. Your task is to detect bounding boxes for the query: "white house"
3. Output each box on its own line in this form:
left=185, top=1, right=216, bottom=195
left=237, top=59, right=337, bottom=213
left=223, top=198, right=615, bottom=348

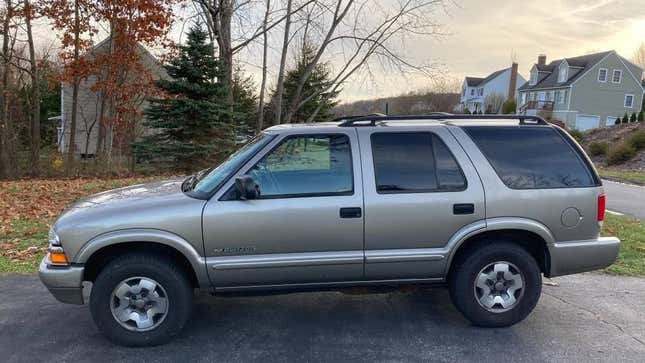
left=459, top=63, right=526, bottom=113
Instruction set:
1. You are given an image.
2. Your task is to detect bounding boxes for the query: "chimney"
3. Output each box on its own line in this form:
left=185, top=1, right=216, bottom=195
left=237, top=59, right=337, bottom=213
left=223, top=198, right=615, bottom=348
left=508, top=62, right=519, bottom=100
left=538, top=54, right=547, bottom=66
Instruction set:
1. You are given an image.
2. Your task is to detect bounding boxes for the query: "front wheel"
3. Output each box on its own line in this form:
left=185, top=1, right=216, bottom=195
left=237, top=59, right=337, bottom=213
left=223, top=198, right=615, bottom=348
left=89, top=253, right=194, bottom=346
left=449, top=242, right=542, bottom=327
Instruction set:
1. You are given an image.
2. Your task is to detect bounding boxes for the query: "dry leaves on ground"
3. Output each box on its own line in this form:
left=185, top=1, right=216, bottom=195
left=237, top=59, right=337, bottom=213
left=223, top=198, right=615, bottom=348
left=0, top=176, right=163, bottom=239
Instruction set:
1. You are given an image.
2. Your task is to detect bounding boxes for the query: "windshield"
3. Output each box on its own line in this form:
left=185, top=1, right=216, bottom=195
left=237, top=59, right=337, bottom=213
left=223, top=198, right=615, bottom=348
left=190, top=133, right=275, bottom=195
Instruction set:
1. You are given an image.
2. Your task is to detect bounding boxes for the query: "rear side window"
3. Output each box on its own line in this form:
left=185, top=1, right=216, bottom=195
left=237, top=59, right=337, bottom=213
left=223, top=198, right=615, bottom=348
left=371, top=132, right=466, bottom=193
left=464, top=126, right=597, bottom=189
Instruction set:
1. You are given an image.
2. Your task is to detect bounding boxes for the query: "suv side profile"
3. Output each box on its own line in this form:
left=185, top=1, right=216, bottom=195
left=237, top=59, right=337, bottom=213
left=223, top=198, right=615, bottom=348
left=39, top=115, right=620, bottom=346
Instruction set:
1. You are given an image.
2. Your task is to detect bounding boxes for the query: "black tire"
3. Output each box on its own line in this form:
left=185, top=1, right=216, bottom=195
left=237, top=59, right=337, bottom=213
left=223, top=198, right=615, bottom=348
left=449, top=242, right=542, bottom=327
left=89, top=253, right=194, bottom=346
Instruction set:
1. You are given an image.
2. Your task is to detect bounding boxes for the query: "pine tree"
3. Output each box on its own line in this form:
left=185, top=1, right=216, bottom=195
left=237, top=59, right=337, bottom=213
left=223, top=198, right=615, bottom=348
left=133, top=26, right=233, bottom=171
left=231, top=66, right=258, bottom=138
left=615, top=115, right=622, bottom=124
left=638, top=111, right=644, bottom=122
left=270, top=40, right=339, bottom=123
left=623, top=113, right=629, bottom=124
left=630, top=112, right=637, bottom=123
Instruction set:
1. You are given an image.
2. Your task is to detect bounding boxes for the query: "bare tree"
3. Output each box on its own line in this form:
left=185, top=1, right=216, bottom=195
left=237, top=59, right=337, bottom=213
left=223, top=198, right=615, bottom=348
left=256, top=0, right=270, bottom=132
left=484, top=92, right=505, bottom=114
left=0, top=0, right=15, bottom=178
left=277, top=0, right=445, bottom=123
left=633, top=43, right=645, bottom=72
left=22, top=0, right=40, bottom=174
left=273, top=0, right=292, bottom=124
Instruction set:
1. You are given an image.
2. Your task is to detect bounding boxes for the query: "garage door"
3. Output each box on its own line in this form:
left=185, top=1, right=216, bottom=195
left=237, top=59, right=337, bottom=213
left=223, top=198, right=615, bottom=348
left=606, top=117, right=618, bottom=127
left=575, top=115, right=600, bottom=131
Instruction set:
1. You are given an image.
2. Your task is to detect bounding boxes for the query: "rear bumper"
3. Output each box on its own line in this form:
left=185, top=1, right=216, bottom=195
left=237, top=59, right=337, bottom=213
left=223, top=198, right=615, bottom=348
left=548, top=237, right=620, bottom=277
left=38, top=255, right=85, bottom=305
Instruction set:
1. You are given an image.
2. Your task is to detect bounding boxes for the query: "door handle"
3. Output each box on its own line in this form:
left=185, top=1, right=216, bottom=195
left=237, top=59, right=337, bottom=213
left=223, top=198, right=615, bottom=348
left=453, top=203, right=474, bottom=215
left=340, top=207, right=362, bottom=219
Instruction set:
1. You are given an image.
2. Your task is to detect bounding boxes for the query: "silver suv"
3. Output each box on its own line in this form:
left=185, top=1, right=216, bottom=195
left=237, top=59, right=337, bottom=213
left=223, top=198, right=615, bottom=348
left=39, top=115, right=620, bottom=346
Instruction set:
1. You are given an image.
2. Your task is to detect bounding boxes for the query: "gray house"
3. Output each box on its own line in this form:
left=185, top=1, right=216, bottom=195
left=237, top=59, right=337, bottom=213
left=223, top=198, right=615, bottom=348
left=518, top=51, right=644, bottom=130
left=58, top=38, right=167, bottom=157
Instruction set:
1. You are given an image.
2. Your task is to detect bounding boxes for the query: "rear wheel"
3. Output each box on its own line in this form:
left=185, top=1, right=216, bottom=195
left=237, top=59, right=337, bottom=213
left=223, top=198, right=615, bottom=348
left=90, top=253, right=193, bottom=346
left=449, top=242, right=542, bottom=327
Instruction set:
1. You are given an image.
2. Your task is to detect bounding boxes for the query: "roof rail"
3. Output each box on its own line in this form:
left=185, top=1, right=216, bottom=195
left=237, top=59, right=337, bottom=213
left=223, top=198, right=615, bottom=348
left=333, top=113, right=386, bottom=122
left=336, top=114, right=548, bottom=127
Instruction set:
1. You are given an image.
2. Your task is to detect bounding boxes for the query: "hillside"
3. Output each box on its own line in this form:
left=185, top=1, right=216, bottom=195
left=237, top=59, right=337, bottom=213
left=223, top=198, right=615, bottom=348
left=580, top=123, right=645, bottom=172
left=334, top=91, right=459, bottom=117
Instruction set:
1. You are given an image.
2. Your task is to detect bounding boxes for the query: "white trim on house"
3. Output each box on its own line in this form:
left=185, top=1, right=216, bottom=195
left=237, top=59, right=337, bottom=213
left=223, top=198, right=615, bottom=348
left=612, top=69, right=623, bottom=84
left=569, top=51, right=614, bottom=87
left=614, top=55, right=645, bottom=87
left=597, top=68, right=608, bottom=82
left=624, top=94, right=634, bottom=108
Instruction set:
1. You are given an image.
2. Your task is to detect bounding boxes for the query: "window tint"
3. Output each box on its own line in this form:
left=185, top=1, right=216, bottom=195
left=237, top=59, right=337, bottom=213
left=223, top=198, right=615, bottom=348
left=464, top=126, right=596, bottom=189
left=248, top=134, right=353, bottom=197
left=371, top=133, right=466, bottom=193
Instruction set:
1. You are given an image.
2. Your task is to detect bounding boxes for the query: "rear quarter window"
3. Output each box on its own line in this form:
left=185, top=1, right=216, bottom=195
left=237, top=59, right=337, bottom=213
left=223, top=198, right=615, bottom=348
left=464, top=126, right=599, bottom=189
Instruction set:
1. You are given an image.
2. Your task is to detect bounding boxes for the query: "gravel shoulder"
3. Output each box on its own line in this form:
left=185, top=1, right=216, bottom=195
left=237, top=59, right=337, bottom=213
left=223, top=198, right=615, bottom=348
left=1, top=273, right=644, bottom=362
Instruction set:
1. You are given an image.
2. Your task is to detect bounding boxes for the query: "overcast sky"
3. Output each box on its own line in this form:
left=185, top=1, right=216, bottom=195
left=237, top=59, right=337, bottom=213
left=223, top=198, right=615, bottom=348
left=33, top=0, right=644, bottom=103
left=337, top=0, right=645, bottom=101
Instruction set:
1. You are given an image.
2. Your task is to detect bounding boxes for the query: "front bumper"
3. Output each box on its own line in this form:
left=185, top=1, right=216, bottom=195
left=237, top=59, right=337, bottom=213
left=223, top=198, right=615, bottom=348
left=38, top=255, right=85, bottom=304
left=548, top=237, right=620, bottom=277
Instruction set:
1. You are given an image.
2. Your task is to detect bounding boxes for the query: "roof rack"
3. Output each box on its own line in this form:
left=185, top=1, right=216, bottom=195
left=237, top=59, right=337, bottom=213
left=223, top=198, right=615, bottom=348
left=336, top=114, right=549, bottom=127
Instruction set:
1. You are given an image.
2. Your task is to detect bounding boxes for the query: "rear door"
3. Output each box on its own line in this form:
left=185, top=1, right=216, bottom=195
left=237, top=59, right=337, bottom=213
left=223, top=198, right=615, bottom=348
left=358, top=126, right=485, bottom=280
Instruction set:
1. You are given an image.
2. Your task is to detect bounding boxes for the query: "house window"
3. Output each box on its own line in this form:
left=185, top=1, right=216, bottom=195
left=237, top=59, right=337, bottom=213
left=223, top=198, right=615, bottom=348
left=530, top=71, right=537, bottom=85
left=598, top=68, right=608, bottom=82
left=558, top=66, right=568, bottom=83
left=557, top=89, right=567, bottom=104
left=462, top=87, right=466, bottom=96
left=470, top=89, right=474, bottom=96
left=624, top=94, right=634, bottom=108
left=612, top=70, right=622, bottom=83
left=478, top=88, right=484, bottom=96
left=520, top=93, right=526, bottom=105
left=546, top=91, right=552, bottom=101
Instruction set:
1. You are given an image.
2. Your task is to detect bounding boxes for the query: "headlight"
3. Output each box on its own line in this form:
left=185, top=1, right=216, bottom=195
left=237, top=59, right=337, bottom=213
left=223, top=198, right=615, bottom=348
left=48, top=226, right=61, bottom=246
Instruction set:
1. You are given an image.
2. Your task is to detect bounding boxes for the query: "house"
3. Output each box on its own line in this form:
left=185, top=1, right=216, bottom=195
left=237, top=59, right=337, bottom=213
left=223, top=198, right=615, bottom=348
left=518, top=51, right=645, bottom=130
left=57, top=38, right=167, bottom=157
left=459, top=63, right=526, bottom=113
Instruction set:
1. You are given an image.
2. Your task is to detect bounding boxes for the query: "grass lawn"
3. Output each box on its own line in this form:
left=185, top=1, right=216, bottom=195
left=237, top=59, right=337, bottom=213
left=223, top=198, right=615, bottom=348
left=602, top=214, right=645, bottom=276
left=2, top=177, right=644, bottom=276
left=597, top=168, right=645, bottom=185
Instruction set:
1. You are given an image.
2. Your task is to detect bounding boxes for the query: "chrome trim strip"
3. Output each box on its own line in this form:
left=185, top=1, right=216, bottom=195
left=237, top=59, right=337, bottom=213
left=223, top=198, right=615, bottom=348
left=215, top=277, right=445, bottom=292
left=365, top=249, right=446, bottom=263
left=208, top=251, right=364, bottom=270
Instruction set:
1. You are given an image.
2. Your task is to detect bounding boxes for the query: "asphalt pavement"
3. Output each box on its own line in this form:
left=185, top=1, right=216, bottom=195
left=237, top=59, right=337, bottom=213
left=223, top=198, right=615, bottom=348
left=603, top=179, right=645, bottom=220
left=1, top=273, right=644, bottom=362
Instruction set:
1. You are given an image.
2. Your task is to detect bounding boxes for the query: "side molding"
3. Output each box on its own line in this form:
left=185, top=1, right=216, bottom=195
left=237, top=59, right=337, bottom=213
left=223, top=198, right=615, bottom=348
left=74, top=229, right=209, bottom=286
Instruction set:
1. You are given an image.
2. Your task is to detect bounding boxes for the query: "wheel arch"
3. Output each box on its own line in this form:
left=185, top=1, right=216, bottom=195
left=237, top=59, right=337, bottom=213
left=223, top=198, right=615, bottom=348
left=446, top=218, right=555, bottom=277
left=76, top=229, right=209, bottom=287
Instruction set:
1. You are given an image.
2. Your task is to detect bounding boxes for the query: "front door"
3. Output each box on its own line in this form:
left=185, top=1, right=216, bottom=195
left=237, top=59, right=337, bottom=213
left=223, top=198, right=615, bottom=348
left=202, top=131, right=364, bottom=288
left=357, top=127, right=485, bottom=280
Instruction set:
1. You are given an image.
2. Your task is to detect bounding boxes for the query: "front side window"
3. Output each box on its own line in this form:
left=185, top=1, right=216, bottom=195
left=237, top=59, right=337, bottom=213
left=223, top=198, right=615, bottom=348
left=612, top=69, right=622, bottom=83
left=470, top=89, right=475, bottom=96
left=625, top=94, right=634, bottom=108
left=530, top=71, right=537, bottom=85
left=371, top=133, right=466, bottom=193
left=248, top=134, right=353, bottom=198
left=464, top=126, right=597, bottom=189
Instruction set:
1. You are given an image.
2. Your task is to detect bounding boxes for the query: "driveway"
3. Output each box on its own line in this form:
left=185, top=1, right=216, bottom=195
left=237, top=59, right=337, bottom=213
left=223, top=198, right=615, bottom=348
left=1, top=274, right=644, bottom=362
left=603, top=179, right=645, bottom=220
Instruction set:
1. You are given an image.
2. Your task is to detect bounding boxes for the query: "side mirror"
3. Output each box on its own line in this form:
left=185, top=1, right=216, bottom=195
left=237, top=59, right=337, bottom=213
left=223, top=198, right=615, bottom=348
left=235, top=175, right=259, bottom=200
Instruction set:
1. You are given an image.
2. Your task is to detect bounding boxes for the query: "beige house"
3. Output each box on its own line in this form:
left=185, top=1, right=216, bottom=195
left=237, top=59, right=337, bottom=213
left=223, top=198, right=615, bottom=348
left=58, top=38, right=167, bottom=157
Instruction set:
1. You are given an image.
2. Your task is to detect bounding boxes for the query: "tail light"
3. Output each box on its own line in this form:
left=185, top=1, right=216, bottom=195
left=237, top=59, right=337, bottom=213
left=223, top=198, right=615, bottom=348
left=597, top=194, right=606, bottom=222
